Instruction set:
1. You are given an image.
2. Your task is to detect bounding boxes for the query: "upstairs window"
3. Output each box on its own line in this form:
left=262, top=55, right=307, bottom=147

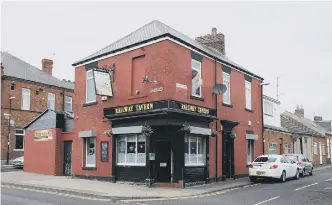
left=223, top=72, right=231, bottom=104
left=245, top=81, right=252, bottom=110
left=21, top=88, right=30, bottom=110
left=65, top=96, right=72, bottom=112
left=86, top=70, right=96, bottom=103
left=191, top=59, right=202, bottom=97
left=264, top=101, right=274, bottom=116
left=48, top=93, right=55, bottom=110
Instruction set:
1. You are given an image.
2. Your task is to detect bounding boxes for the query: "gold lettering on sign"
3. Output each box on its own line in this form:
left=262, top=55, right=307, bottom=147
left=115, top=106, right=134, bottom=114
left=136, top=103, right=154, bottom=111
left=181, top=103, right=209, bottom=114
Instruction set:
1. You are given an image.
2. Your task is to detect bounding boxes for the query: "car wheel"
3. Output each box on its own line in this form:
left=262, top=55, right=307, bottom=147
left=280, top=171, right=286, bottom=182
left=300, top=169, right=305, bottom=177
left=294, top=169, right=299, bottom=180
left=249, top=176, right=257, bottom=182
left=309, top=168, right=313, bottom=176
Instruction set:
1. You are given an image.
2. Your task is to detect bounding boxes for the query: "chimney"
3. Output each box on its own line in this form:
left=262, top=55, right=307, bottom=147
left=1, top=63, right=4, bottom=77
left=314, top=116, right=323, bottom=121
left=42, top=58, right=53, bottom=75
left=294, top=105, right=304, bottom=118
left=195, top=27, right=225, bottom=55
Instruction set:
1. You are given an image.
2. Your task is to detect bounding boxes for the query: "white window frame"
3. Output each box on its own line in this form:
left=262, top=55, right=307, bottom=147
left=47, top=93, right=55, bottom=110
left=223, top=72, right=231, bottom=105
left=245, top=81, right=252, bottom=110
left=327, top=138, right=330, bottom=158
left=268, top=143, right=277, bottom=155
left=246, top=140, right=254, bottom=165
left=284, top=144, right=291, bottom=154
left=264, top=101, right=274, bottom=116
left=191, top=59, right=202, bottom=98
left=116, top=134, right=146, bottom=166
left=185, top=135, right=206, bottom=166
left=85, top=137, right=96, bottom=167
left=314, top=142, right=318, bottom=155
left=86, top=69, right=96, bottom=103
left=21, top=88, right=30, bottom=110
left=65, top=96, right=73, bottom=112
left=14, top=129, right=25, bottom=151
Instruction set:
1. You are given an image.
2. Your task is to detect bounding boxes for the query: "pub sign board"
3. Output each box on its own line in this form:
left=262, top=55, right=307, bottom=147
left=104, top=100, right=216, bottom=118
left=34, top=129, right=53, bottom=141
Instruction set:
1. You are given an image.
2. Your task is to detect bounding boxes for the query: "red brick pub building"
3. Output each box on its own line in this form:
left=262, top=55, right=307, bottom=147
left=25, top=20, right=265, bottom=188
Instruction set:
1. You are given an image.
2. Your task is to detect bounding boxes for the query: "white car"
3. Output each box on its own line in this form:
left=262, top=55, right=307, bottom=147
left=12, top=156, right=24, bottom=168
left=248, top=155, right=300, bottom=182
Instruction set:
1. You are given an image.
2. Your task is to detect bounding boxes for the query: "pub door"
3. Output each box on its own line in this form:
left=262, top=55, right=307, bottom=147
left=63, top=141, right=72, bottom=176
left=155, top=140, right=172, bottom=182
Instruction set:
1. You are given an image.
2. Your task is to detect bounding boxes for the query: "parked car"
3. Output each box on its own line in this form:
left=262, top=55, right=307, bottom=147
left=283, top=154, right=313, bottom=177
left=12, top=156, right=24, bottom=168
left=248, top=155, right=300, bottom=182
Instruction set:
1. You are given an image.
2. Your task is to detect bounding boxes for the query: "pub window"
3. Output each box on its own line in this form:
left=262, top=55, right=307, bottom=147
left=185, top=135, right=206, bottom=166
left=223, top=72, right=231, bottom=104
left=14, top=129, right=24, bottom=150
left=191, top=59, right=202, bottom=97
left=86, top=70, right=96, bottom=103
left=85, top=137, right=96, bottom=167
left=117, top=134, right=146, bottom=166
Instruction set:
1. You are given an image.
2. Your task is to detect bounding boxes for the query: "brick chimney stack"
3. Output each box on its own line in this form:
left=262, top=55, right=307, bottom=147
left=294, top=105, right=304, bottom=118
left=42, top=59, right=53, bottom=76
left=195, top=28, right=225, bottom=55
left=1, top=62, right=4, bottom=77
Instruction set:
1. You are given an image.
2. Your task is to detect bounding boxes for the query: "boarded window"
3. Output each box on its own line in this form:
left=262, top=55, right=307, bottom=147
left=131, top=56, right=146, bottom=96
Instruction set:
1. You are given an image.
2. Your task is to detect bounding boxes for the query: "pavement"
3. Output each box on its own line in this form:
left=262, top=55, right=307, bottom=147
left=1, top=165, right=22, bottom=173
left=1, top=164, right=332, bottom=203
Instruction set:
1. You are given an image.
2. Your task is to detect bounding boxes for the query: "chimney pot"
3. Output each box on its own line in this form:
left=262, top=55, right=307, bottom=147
left=42, top=58, right=53, bottom=76
left=314, top=116, right=323, bottom=121
left=195, top=27, right=225, bottom=55
left=294, top=105, right=304, bottom=118
left=211, top=28, right=217, bottom=36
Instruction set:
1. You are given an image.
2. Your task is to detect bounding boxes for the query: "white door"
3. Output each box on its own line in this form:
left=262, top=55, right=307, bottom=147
left=319, top=142, right=323, bottom=164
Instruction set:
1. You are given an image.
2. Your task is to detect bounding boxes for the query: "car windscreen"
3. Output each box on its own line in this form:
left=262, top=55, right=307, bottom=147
left=285, top=155, right=298, bottom=161
left=254, top=157, right=277, bottom=163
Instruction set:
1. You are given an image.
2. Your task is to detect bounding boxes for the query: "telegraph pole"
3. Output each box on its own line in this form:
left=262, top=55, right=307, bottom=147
left=277, top=76, right=279, bottom=101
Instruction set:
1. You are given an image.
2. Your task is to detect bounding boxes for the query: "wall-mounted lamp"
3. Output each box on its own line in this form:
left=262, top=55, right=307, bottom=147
left=142, top=76, right=159, bottom=84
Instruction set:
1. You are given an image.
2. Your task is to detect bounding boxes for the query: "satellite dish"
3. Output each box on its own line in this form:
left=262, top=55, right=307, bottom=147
left=212, top=84, right=227, bottom=95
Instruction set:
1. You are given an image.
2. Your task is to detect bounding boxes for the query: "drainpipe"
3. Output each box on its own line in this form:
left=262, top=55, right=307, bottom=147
left=261, top=84, right=265, bottom=155
left=62, top=88, right=65, bottom=112
left=214, top=58, right=218, bottom=182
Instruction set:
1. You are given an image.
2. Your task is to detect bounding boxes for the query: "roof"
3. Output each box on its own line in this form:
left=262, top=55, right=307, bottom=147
left=263, top=95, right=280, bottom=105
left=264, top=124, right=292, bottom=134
left=281, top=111, right=329, bottom=136
left=2, top=52, right=74, bottom=90
left=72, top=20, right=263, bottom=80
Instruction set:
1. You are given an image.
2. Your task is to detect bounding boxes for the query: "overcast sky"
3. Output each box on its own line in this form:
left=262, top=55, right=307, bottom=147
left=2, top=1, right=332, bottom=120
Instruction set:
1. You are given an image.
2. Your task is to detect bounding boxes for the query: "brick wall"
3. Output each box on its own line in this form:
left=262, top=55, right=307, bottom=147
left=1, top=78, right=73, bottom=162
left=264, top=130, right=293, bottom=155
left=73, top=39, right=263, bottom=178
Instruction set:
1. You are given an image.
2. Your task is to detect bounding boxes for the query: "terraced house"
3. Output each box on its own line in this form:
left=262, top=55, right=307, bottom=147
left=0, top=52, right=74, bottom=164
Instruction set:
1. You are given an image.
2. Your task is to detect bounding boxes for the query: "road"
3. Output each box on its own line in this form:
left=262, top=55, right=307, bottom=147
left=1, top=168, right=332, bottom=205
left=1, top=165, right=22, bottom=173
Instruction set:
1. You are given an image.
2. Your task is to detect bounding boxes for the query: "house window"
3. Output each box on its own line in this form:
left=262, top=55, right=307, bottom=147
left=327, top=139, right=330, bottom=158
left=223, top=72, right=231, bottom=104
left=185, top=135, right=206, bottom=166
left=14, top=129, right=24, bottom=150
left=284, top=144, right=291, bottom=154
left=322, top=144, right=326, bottom=155
left=65, top=96, right=72, bottom=112
left=86, top=70, right=96, bottom=103
left=268, top=143, right=277, bottom=154
left=48, top=93, right=55, bottom=110
left=314, top=142, right=318, bottom=155
left=85, top=137, right=96, bottom=167
left=117, top=134, right=146, bottom=166
left=21, top=88, right=30, bottom=110
left=246, top=140, right=254, bottom=164
left=245, top=81, right=252, bottom=110
left=191, top=59, right=202, bottom=97
left=264, top=101, right=273, bottom=116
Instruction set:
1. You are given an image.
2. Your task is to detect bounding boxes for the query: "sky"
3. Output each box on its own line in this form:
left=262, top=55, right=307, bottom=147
left=2, top=1, right=332, bottom=120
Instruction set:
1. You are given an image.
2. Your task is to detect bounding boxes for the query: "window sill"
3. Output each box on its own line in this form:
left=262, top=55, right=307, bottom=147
left=82, top=167, right=97, bottom=170
left=190, top=95, right=204, bottom=102
left=116, top=164, right=146, bottom=167
left=128, top=95, right=148, bottom=100
left=245, top=108, right=254, bottom=113
left=222, top=103, right=233, bottom=108
left=185, top=164, right=205, bottom=167
left=83, top=101, right=98, bottom=107
left=13, top=149, right=24, bottom=152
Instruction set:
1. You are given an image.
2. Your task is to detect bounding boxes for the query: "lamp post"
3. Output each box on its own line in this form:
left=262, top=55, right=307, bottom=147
left=260, top=82, right=270, bottom=155
left=6, top=96, right=15, bottom=165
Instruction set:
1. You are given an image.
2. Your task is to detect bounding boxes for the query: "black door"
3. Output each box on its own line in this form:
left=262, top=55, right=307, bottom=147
left=155, top=141, right=171, bottom=182
left=63, top=141, right=72, bottom=176
left=222, top=134, right=234, bottom=178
